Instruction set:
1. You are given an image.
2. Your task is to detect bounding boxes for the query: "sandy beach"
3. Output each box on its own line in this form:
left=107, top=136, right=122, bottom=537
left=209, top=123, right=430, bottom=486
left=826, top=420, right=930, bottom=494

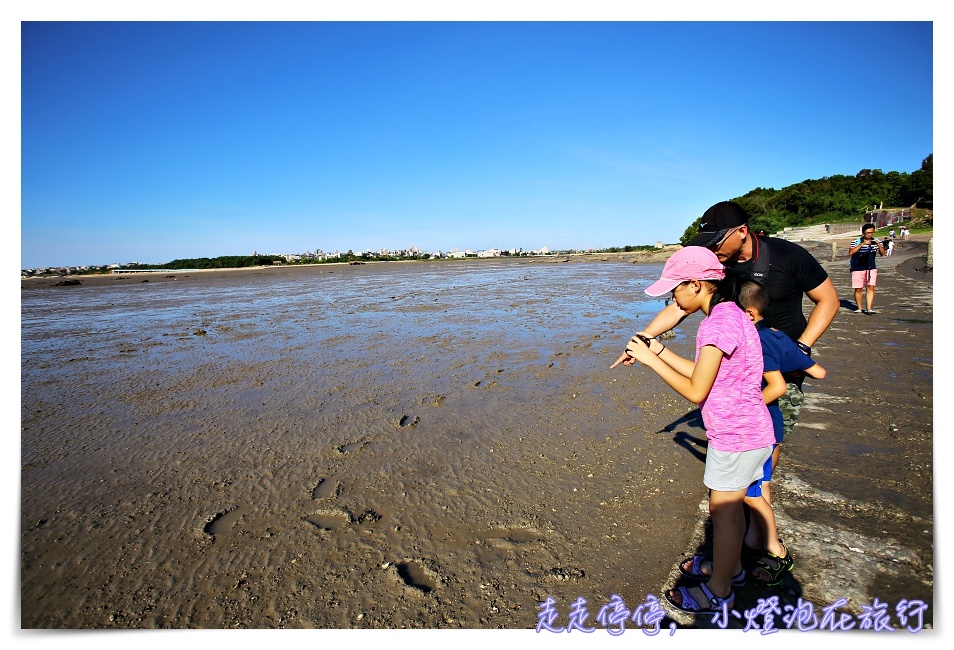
left=19, top=236, right=933, bottom=631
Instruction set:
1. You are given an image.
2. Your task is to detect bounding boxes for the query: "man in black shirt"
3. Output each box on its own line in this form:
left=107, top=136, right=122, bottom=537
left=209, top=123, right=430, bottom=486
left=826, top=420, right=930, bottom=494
left=614, top=201, right=840, bottom=438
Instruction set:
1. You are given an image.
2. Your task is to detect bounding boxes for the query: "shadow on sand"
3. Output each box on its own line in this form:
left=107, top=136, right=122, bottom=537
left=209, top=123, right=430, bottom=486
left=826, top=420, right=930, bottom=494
left=658, top=409, right=708, bottom=464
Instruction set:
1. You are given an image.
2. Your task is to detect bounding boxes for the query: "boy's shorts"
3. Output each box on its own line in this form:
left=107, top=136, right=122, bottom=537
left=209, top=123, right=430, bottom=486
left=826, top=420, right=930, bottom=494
left=851, top=269, right=878, bottom=288
left=745, top=444, right=778, bottom=498
left=770, top=404, right=785, bottom=444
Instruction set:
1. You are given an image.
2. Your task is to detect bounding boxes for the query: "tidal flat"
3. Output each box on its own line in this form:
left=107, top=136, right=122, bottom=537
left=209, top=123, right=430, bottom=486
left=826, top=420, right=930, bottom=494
left=21, top=246, right=933, bottom=629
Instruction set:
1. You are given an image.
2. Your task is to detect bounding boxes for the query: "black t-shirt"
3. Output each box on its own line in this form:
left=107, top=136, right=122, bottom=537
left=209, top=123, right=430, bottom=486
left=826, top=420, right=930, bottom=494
left=729, top=236, right=830, bottom=341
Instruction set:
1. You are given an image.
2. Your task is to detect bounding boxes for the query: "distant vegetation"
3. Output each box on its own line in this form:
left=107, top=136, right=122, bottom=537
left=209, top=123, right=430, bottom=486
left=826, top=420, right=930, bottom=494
left=680, top=154, right=933, bottom=245
left=147, top=255, right=285, bottom=269
left=595, top=245, right=659, bottom=254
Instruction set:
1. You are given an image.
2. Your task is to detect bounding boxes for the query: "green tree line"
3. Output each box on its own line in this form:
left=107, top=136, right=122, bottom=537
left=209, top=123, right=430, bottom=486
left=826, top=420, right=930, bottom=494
left=146, top=255, right=285, bottom=270
left=680, top=154, right=932, bottom=245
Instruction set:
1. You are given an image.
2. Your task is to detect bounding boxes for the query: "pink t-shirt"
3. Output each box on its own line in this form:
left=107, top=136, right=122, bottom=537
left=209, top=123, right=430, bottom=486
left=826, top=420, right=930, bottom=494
left=695, top=301, right=775, bottom=452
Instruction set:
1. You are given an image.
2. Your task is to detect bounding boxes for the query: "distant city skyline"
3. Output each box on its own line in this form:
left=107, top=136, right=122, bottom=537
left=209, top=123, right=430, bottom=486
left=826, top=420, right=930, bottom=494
left=20, top=20, right=934, bottom=269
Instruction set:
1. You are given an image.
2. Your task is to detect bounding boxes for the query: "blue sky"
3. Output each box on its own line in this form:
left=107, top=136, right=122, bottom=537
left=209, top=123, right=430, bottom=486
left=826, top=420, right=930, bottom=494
left=20, top=19, right=934, bottom=268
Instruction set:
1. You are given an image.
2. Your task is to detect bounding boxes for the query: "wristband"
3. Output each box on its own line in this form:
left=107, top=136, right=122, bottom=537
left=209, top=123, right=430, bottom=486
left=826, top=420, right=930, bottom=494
left=796, top=341, right=811, bottom=356
left=656, top=345, right=666, bottom=356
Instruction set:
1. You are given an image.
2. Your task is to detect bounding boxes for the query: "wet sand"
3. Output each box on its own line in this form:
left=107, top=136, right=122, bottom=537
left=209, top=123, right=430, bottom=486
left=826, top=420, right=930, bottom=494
left=19, top=237, right=933, bottom=631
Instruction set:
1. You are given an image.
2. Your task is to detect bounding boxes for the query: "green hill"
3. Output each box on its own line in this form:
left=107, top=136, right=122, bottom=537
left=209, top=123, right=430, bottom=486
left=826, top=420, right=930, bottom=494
left=680, top=154, right=933, bottom=245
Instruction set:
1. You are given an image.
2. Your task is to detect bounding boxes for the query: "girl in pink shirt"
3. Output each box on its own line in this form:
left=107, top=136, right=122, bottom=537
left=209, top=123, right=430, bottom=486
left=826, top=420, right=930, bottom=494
left=612, top=246, right=774, bottom=616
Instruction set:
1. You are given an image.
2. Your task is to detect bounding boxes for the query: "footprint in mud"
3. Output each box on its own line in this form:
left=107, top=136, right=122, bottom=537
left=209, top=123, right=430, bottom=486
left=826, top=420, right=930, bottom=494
left=394, top=559, right=440, bottom=594
left=303, top=508, right=353, bottom=531
left=474, top=527, right=547, bottom=569
left=356, top=509, right=383, bottom=524
left=204, top=507, right=245, bottom=536
left=479, top=527, right=546, bottom=544
left=544, top=566, right=587, bottom=582
left=398, top=414, right=420, bottom=428
left=311, top=477, right=341, bottom=500
left=337, top=439, right=368, bottom=454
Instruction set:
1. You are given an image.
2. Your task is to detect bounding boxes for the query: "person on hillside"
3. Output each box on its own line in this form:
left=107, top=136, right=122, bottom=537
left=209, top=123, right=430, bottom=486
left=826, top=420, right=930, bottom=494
left=613, top=247, right=774, bottom=615
left=848, top=223, right=885, bottom=314
left=614, top=201, right=840, bottom=445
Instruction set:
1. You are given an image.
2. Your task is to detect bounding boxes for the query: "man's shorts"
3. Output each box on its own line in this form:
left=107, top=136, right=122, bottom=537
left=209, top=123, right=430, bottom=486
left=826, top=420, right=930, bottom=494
left=851, top=269, right=878, bottom=288
left=778, top=381, right=804, bottom=440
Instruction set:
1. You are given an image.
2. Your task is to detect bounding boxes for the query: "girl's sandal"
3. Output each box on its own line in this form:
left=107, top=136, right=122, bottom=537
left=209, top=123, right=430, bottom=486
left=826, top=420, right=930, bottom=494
left=665, top=582, right=735, bottom=616
left=679, top=555, right=746, bottom=587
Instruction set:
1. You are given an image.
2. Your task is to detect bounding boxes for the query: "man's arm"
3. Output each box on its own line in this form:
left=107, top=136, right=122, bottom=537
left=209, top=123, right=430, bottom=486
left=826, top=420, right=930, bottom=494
left=797, top=277, right=840, bottom=349
left=640, top=301, right=690, bottom=337
left=610, top=302, right=690, bottom=369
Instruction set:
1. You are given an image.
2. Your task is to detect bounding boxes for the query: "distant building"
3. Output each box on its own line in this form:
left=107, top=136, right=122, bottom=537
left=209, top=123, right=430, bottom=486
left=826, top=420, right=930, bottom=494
left=864, top=209, right=910, bottom=229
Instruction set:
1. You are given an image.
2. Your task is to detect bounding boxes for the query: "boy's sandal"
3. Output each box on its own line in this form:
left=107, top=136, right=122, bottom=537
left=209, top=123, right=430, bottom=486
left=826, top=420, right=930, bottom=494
left=664, top=582, right=735, bottom=616
left=678, top=555, right=746, bottom=587
left=742, top=543, right=764, bottom=564
left=751, top=546, right=795, bottom=586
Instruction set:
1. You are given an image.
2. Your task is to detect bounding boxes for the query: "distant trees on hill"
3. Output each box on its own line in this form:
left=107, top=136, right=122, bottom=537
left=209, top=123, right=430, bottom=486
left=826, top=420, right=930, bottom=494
left=681, top=154, right=932, bottom=245
left=148, top=255, right=285, bottom=269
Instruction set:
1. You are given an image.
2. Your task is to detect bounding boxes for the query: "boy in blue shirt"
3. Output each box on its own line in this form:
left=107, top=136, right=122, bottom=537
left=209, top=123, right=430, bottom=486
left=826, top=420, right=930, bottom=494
left=676, top=279, right=826, bottom=589
left=741, top=280, right=826, bottom=584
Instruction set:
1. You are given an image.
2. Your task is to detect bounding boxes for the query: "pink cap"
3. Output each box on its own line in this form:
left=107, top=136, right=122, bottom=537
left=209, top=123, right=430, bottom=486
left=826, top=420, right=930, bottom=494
left=645, top=246, right=725, bottom=296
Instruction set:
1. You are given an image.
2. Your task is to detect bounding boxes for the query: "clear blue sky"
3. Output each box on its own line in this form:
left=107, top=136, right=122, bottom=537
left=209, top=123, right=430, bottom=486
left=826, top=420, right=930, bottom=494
left=20, top=20, right=934, bottom=268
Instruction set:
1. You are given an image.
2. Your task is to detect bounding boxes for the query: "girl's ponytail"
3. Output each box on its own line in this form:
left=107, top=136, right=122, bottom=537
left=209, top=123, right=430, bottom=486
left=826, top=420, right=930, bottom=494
left=708, top=267, right=743, bottom=309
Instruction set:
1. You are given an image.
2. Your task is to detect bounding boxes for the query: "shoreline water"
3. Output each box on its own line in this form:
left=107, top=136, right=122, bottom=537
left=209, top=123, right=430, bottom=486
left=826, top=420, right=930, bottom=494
left=19, top=247, right=682, bottom=287
left=19, top=236, right=933, bottom=630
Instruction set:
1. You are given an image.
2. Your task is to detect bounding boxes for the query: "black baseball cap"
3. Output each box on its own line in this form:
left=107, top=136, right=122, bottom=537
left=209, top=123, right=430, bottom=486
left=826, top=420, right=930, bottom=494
left=687, top=201, right=751, bottom=247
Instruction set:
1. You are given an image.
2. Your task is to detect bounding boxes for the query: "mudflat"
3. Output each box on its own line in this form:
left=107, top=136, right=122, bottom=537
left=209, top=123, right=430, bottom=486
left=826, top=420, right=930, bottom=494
left=19, top=236, right=933, bottom=630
